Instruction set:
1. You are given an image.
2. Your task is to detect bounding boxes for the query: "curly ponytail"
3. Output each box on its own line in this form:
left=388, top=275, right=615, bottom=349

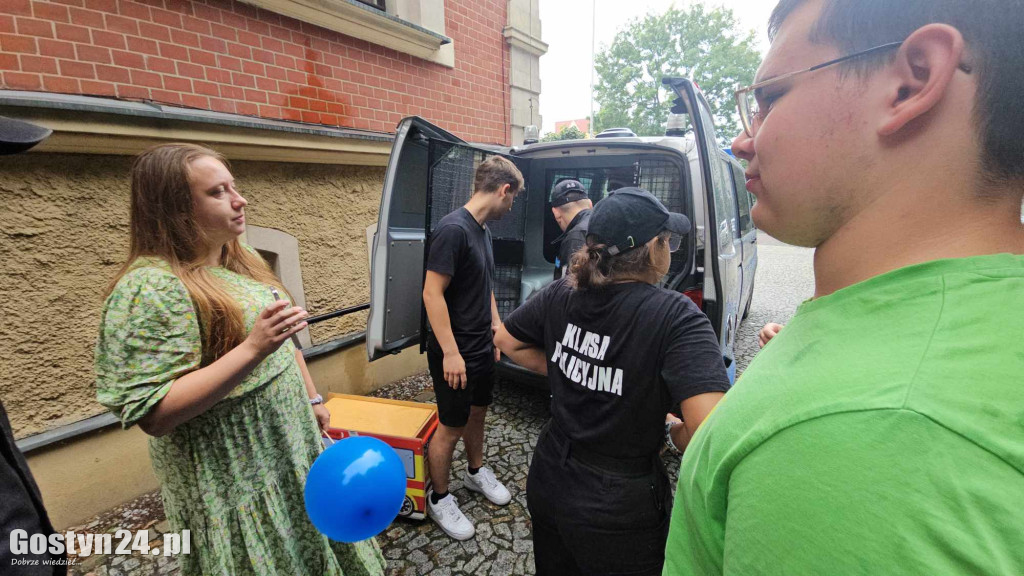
left=567, top=233, right=667, bottom=290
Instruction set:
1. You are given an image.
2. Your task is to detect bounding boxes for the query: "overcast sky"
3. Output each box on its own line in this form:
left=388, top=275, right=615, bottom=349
left=538, top=0, right=777, bottom=134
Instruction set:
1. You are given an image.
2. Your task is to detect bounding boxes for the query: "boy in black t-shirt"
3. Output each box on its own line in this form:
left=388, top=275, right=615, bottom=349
left=422, top=156, right=523, bottom=541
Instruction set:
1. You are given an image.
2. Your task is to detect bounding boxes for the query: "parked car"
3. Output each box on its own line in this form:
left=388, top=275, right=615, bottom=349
left=366, top=78, right=757, bottom=384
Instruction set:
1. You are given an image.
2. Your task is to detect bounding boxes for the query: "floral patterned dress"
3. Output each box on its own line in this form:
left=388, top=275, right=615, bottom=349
left=95, top=256, right=386, bottom=576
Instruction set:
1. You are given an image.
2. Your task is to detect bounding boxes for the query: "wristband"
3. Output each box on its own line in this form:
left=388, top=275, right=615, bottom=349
left=664, top=421, right=682, bottom=454
left=309, top=394, right=324, bottom=406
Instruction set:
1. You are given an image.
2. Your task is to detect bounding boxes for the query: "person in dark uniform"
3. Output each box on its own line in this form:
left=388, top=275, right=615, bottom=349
left=0, top=116, right=67, bottom=575
left=495, top=188, right=730, bottom=576
left=549, top=179, right=593, bottom=279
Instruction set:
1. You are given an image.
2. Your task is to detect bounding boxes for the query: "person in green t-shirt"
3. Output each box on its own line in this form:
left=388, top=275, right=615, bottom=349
left=664, top=1, right=1024, bottom=574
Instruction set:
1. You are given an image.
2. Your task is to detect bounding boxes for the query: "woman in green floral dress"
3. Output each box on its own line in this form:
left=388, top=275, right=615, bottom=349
left=94, top=143, right=386, bottom=576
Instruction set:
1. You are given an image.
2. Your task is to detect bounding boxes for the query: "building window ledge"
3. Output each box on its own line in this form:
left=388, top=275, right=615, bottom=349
left=241, top=0, right=454, bottom=67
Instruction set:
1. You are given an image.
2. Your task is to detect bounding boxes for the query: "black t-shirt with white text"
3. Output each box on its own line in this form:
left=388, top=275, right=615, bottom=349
left=426, top=207, right=495, bottom=371
left=503, top=278, right=730, bottom=459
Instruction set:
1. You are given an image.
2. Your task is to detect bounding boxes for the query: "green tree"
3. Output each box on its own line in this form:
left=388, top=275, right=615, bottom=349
left=593, top=4, right=761, bottom=141
left=540, top=125, right=587, bottom=142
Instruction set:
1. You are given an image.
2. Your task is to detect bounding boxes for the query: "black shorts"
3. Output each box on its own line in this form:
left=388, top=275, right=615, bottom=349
left=426, top=344, right=495, bottom=428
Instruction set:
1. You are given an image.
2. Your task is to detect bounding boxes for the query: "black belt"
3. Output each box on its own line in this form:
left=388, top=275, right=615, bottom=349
left=543, top=419, right=657, bottom=476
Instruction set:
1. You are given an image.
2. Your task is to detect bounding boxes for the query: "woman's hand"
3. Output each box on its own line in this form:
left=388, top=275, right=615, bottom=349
left=662, top=413, right=684, bottom=454
left=312, top=403, right=331, bottom=436
left=758, top=322, right=784, bottom=348
left=245, top=300, right=308, bottom=359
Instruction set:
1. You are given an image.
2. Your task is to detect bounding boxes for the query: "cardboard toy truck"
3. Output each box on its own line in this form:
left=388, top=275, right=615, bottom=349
left=324, top=394, right=438, bottom=520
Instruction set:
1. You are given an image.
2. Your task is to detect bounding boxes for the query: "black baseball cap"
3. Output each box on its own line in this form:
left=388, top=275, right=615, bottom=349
left=587, top=187, right=690, bottom=256
left=550, top=179, right=589, bottom=207
left=0, top=116, right=51, bottom=155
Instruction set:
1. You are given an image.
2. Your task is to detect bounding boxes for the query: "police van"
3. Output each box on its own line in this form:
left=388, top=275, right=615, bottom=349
left=366, top=78, right=757, bottom=384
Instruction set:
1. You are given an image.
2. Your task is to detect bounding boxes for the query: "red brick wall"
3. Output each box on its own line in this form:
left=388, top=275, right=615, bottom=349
left=0, top=0, right=510, bottom=144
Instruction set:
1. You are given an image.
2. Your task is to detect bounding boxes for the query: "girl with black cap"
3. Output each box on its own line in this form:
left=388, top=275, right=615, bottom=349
left=495, top=187, right=730, bottom=576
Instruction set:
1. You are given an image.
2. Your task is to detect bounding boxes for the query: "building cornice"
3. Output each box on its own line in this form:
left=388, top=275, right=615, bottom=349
left=0, top=91, right=394, bottom=165
left=502, top=26, right=549, bottom=57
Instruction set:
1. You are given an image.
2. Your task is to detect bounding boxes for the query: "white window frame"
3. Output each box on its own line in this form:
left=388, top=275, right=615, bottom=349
left=240, top=0, right=454, bottom=67
left=243, top=225, right=313, bottom=349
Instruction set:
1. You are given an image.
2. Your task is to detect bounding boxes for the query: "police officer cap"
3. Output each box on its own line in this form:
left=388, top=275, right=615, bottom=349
left=550, top=179, right=589, bottom=207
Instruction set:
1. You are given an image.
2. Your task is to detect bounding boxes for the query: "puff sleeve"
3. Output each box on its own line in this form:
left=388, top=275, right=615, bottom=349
left=95, top=266, right=202, bottom=428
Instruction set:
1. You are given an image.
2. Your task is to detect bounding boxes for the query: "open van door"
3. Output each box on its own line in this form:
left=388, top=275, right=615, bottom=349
left=663, top=78, right=743, bottom=381
left=367, top=117, right=529, bottom=361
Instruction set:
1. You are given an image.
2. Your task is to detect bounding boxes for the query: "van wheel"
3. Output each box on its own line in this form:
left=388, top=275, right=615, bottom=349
left=741, top=279, right=754, bottom=320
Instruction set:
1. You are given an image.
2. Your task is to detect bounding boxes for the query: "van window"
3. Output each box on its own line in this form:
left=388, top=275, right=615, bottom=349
left=545, top=161, right=684, bottom=209
left=548, top=170, right=610, bottom=204
left=714, top=172, right=738, bottom=249
left=542, top=158, right=688, bottom=275
left=696, top=101, right=736, bottom=251
left=728, top=161, right=753, bottom=236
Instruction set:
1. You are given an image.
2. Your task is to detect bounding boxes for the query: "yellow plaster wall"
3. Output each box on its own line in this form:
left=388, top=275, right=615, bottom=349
left=307, top=345, right=426, bottom=397
left=0, top=152, right=395, bottom=438
left=25, top=426, right=158, bottom=530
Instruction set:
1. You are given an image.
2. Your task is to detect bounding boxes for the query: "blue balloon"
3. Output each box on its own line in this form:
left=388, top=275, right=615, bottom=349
left=304, top=436, right=407, bottom=543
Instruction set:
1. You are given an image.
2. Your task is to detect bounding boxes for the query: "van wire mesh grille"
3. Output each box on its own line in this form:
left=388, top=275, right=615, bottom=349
left=426, top=139, right=526, bottom=321
left=546, top=158, right=688, bottom=276
left=493, top=264, right=521, bottom=319
left=426, top=141, right=527, bottom=239
left=637, top=158, right=684, bottom=214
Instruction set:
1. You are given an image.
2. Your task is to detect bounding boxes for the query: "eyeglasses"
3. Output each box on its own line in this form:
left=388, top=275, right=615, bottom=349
left=668, top=233, right=682, bottom=253
left=734, top=41, right=973, bottom=138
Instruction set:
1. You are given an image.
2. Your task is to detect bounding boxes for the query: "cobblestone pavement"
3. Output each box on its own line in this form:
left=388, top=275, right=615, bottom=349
left=68, top=237, right=812, bottom=576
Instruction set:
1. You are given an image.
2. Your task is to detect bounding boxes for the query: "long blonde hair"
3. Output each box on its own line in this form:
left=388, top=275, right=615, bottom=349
left=106, top=143, right=285, bottom=363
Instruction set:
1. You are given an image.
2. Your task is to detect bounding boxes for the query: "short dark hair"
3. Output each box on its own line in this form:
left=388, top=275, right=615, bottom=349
left=768, top=0, right=1024, bottom=185
left=474, top=155, right=524, bottom=194
left=553, top=197, right=591, bottom=213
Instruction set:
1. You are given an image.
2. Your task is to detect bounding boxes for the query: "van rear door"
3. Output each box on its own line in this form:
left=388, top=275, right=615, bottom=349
left=366, top=116, right=529, bottom=361
left=663, top=78, right=742, bottom=381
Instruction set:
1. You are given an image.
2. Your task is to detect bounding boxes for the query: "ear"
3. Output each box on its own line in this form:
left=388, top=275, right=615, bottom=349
left=878, top=24, right=967, bottom=137
left=498, top=183, right=511, bottom=197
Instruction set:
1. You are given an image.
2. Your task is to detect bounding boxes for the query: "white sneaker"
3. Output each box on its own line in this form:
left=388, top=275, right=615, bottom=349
left=463, top=466, right=512, bottom=506
left=427, top=491, right=475, bottom=541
